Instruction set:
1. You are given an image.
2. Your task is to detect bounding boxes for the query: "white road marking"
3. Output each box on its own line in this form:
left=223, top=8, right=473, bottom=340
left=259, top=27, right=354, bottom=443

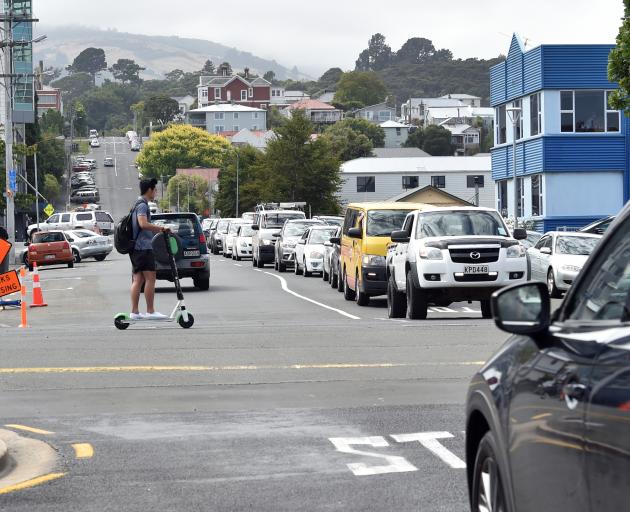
left=42, top=287, right=74, bottom=292
left=461, top=307, right=480, bottom=313
left=429, top=307, right=456, bottom=313
left=234, top=264, right=242, bottom=267
left=36, top=277, right=82, bottom=281
left=329, top=437, right=417, bottom=476
left=391, top=432, right=466, bottom=469
left=264, top=272, right=360, bottom=320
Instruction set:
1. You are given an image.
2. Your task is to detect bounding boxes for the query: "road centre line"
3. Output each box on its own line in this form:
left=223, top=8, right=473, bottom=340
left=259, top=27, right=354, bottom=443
left=0, top=473, right=65, bottom=495
left=263, top=272, right=361, bottom=320
left=72, top=443, right=94, bottom=459
left=5, top=424, right=54, bottom=435
left=0, top=361, right=486, bottom=374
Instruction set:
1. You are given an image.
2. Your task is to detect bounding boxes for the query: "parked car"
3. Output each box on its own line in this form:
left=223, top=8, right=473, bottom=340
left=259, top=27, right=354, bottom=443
left=323, top=226, right=342, bottom=283
left=313, top=215, right=344, bottom=226
left=26, top=230, right=74, bottom=271
left=251, top=209, right=306, bottom=268
left=293, top=225, right=339, bottom=277
left=232, top=224, right=256, bottom=260
left=386, top=206, right=528, bottom=318
left=274, top=219, right=324, bottom=272
left=210, top=218, right=232, bottom=254
left=339, top=202, right=428, bottom=306
left=224, top=220, right=250, bottom=258
left=104, top=157, right=114, bottom=167
left=519, top=230, right=543, bottom=250
left=152, top=213, right=210, bottom=290
left=71, top=189, right=100, bottom=203
left=131, top=140, right=141, bottom=151
left=527, top=231, right=601, bottom=298
left=64, top=229, right=113, bottom=262
left=579, top=215, right=615, bottom=235
left=217, top=218, right=239, bottom=256
left=28, top=210, right=114, bottom=238
left=465, top=203, right=630, bottom=512
left=327, top=229, right=343, bottom=291
left=241, top=212, right=255, bottom=223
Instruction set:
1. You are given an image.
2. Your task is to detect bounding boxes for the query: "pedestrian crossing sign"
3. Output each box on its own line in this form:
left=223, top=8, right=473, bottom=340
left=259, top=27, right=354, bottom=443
left=43, top=204, right=54, bottom=217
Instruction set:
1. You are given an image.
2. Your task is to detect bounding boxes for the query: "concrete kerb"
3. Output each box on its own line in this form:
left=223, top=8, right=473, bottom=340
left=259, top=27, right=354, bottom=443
left=0, top=438, right=7, bottom=474
left=0, top=429, right=59, bottom=489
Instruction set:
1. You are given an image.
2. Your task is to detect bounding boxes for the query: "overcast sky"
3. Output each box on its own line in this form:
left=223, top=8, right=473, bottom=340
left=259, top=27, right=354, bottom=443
left=36, top=0, right=624, bottom=76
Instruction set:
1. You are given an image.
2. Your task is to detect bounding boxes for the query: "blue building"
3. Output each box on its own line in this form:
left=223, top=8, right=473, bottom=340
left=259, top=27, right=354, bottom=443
left=490, top=34, right=629, bottom=232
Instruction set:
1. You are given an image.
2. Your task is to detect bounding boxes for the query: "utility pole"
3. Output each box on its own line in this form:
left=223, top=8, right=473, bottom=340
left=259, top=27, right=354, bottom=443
left=235, top=151, right=240, bottom=217
left=3, top=1, right=14, bottom=256
left=34, top=151, right=39, bottom=229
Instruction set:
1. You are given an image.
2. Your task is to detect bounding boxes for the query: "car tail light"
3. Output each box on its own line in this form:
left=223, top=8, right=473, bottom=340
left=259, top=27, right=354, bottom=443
left=191, top=261, right=205, bottom=268
left=63, top=242, right=70, bottom=250
left=199, top=233, right=206, bottom=245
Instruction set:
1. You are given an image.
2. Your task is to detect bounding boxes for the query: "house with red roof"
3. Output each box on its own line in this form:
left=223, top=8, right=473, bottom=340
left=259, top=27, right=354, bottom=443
left=281, top=99, right=343, bottom=125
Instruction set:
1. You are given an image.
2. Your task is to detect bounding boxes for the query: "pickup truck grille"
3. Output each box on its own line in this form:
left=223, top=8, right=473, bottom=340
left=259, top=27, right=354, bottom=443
left=449, top=247, right=500, bottom=264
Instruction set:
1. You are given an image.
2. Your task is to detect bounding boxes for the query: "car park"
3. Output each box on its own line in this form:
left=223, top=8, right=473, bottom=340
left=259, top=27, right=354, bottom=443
left=465, top=202, right=630, bottom=512
left=273, top=219, right=324, bottom=272
left=104, top=157, right=114, bottom=167
left=293, top=225, right=339, bottom=277
left=251, top=207, right=306, bottom=268
left=224, top=220, right=250, bottom=258
left=232, top=224, right=256, bottom=260
left=527, top=231, right=601, bottom=298
left=152, top=213, right=210, bottom=290
left=26, top=230, right=74, bottom=271
left=64, top=229, right=113, bottom=262
left=386, top=206, right=528, bottom=318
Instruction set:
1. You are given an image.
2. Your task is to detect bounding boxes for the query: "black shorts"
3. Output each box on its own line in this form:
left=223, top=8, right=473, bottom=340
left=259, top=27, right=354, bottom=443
left=130, top=250, right=156, bottom=273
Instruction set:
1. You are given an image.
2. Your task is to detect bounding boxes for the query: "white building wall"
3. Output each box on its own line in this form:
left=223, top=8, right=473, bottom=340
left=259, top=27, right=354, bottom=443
left=383, top=127, right=409, bottom=148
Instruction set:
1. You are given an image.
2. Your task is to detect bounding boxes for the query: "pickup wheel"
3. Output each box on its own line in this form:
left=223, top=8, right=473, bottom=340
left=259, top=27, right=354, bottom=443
left=303, top=259, right=312, bottom=277
left=294, top=259, right=303, bottom=275
left=355, top=273, right=370, bottom=306
left=387, top=275, right=407, bottom=318
left=480, top=300, right=493, bottom=319
left=343, top=269, right=355, bottom=301
left=406, top=272, right=427, bottom=320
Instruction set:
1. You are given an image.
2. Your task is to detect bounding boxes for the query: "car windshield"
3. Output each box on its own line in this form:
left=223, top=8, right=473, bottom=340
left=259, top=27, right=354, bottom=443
left=239, top=226, right=255, bottom=237
left=556, top=236, right=599, bottom=255
left=284, top=222, right=318, bottom=237
left=264, top=213, right=304, bottom=228
left=418, top=211, right=508, bottom=238
left=309, top=228, right=337, bottom=244
left=366, top=210, right=414, bottom=237
left=34, top=232, right=64, bottom=243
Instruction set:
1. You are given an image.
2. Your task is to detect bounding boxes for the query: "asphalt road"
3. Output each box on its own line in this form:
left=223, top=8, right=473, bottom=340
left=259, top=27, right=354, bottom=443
left=1, top=139, right=509, bottom=510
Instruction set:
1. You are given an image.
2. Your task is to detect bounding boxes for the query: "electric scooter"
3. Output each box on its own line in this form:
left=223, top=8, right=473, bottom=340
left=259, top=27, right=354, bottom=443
left=114, top=232, right=194, bottom=329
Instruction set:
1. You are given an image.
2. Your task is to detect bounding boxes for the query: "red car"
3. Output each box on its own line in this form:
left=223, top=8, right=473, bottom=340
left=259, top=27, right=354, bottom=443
left=27, top=231, right=74, bottom=271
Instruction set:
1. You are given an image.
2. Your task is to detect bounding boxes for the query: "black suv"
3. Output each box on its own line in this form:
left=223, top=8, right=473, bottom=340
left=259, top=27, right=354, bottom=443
left=466, top=203, right=630, bottom=511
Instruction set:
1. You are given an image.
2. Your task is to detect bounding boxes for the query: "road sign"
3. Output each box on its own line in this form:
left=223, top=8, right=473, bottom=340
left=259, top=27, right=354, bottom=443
left=0, top=239, right=11, bottom=264
left=8, top=169, right=16, bottom=193
left=43, top=203, right=54, bottom=217
left=0, top=270, right=20, bottom=298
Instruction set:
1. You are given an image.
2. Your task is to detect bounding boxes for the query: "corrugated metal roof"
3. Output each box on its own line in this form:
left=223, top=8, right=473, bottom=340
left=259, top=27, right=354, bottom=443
left=189, top=104, right=265, bottom=112
left=380, top=120, right=408, bottom=128
left=341, top=156, right=491, bottom=174
left=373, top=148, right=430, bottom=158
left=286, top=99, right=337, bottom=110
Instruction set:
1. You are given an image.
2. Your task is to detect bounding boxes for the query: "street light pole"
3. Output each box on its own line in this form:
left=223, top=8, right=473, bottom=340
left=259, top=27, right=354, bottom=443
left=235, top=150, right=240, bottom=217
left=506, top=106, right=522, bottom=229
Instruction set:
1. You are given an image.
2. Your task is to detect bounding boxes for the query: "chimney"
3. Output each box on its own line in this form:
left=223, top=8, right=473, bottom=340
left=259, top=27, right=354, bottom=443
left=244, top=67, right=250, bottom=79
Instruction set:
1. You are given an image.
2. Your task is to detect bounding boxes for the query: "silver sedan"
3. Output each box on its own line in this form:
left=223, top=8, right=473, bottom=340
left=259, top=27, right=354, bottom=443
left=64, top=229, right=113, bottom=262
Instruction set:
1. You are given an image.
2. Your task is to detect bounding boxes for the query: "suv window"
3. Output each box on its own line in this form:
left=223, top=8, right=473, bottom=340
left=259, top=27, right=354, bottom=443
left=95, top=212, right=113, bottom=222
left=61, top=214, right=71, bottom=222
left=76, top=213, right=93, bottom=221
left=565, top=216, right=630, bottom=322
left=47, top=214, right=59, bottom=223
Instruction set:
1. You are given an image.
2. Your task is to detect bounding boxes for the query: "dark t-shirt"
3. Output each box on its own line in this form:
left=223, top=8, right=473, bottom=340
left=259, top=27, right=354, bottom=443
left=132, top=198, right=153, bottom=251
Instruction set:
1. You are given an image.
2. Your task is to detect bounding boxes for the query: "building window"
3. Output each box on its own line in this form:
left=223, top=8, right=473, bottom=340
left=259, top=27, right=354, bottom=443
left=467, top=175, right=485, bottom=188
left=201, top=88, right=208, bottom=98
left=251, top=125, right=258, bottom=131
left=402, top=176, right=418, bottom=190
left=531, top=174, right=543, bottom=216
left=512, top=99, right=523, bottom=140
left=560, top=91, right=574, bottom=132
left=530, top=92, right=541, bottom=136
left=248, top=88, right=254, bottom=98
left=396, top=128, right=401, bottom=136
left=253, top=112, right=259, bottom=119
left=516, top=177, right=525, bottom=217
left=233, top=125, right=239, bottom=132
left=606, top=91, right=620, bottom=132
left=366, top=111, right=374, bottom=120
left=214, top=126, right=225, bottom=133
left=431, top=175, right=446, bottom=188
left=496, top=105, right=506, bottom=144
left=378, top=110, right=391, bottom=121
left=498, top=180, right=508, bottom=217
left=240, top=90, right=247, bottom=101
left=357, top=176, right=376, bottom=193
left=214, top=88, right=221, bottom=100
left=214, top=112, right=224, bottom=120
left=465, top=134, right=478, bottom=144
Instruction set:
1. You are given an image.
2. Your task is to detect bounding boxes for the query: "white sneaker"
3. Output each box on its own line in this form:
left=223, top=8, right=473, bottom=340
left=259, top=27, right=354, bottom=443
left=146, top=312, right=168, bottom=320
left=130, top=312, right=144, bottom=320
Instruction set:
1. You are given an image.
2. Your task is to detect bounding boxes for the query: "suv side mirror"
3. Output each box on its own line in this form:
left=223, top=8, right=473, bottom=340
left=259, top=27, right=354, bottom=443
left=391, top=230, right=410, bottom=243
left=540, top=247, right=552, bottom=255
left=329, top=237, right=341, bottom=245
left=513, top=228, right=527, bottom=240
left=347, top=227, right=362, bottom=239
left=492, top=282, right=550, bottom=335
left=323, top=241, right=332, bottom=247
left=251, top=224, right=259, bottom=231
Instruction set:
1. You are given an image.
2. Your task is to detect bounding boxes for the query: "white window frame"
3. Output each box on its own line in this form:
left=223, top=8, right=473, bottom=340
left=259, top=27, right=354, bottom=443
left=512, top=99, right=523, bottom=140
left=560, top=90, right=575, bottom=132
left=233, top=112, right=239, bottom=120
left=240, top=89, right=247, bottom=101
left=560, top=90, right=619, bottom=133
left=248, top=87, right=253, bottom=98
left=201, top=88, right=208, bottom=98
left=233, top=125, right=239, bottom=132
left=214, top=112, right=224, bottom=120
left=214, top=88, right=221, bottom=100
left=214, top=125, right=225, bottom=133
left=516, top=177, right=525, bottom=218
left=531, top=174, right=543, bottom=217
left=606, top=91, right=620, bottom=132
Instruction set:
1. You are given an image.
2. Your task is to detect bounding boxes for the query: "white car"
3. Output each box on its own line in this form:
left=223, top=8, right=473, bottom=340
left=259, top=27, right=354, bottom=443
left=233, top=224, right=256, bottom=260
left=293, top=225, right=339, bottom=277
left=224, top=220, right=249, bottom=257
left=64, top=229, right=113, bottom=263
left=28, top=211, right=115, bottom=238
left=527, top=231, right=601, bottom=297
left=89, top=129, right=98, bottom=138
left=90, top=138, right=100, bottom=148
left=216, top=218, right=238, bottom=255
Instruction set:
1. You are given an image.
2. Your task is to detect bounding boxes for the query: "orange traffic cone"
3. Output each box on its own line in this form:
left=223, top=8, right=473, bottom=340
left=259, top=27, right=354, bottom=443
left=30, top=262, right=48, bottom=308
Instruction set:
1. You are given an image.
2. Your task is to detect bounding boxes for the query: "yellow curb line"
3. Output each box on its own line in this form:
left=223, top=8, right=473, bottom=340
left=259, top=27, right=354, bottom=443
left=4, top=424, right=54, bottom=435
left=72, top=443, right=94, bottom=459
left=0, top=472, right=66, bottom=495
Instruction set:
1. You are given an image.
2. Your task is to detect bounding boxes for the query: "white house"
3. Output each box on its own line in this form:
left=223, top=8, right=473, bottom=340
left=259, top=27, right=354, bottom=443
left=338, top=155, right=494, bottom=208
left=440, top=94, right=482, bottom=107
left=186, top=104, right=267, bottom=134
left=171, top=95, right=196, bottom=114
left=380, top=120, right=410, bottom=147
left=230, top=128, right=276, bottom=151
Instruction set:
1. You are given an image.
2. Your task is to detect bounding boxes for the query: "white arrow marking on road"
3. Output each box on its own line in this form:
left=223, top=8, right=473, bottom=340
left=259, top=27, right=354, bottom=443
left=391, top=432, right=466, bottom=469
left=264, top=272, right=360, bottom=320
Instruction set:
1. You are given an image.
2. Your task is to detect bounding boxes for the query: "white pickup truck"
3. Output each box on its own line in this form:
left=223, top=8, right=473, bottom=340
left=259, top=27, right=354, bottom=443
left=386, top=206, right=528, bottom=319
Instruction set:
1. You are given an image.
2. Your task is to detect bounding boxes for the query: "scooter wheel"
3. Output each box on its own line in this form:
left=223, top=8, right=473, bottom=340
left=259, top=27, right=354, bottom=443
left=114, top=315, right=130, bottom=330
left=178, top=313, right=194, bottom=329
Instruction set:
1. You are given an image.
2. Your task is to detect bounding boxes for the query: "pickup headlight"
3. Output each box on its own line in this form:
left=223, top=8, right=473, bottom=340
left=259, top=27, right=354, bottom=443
left=419, top=247, right=443, bottom=260
left=506, top=244, right=526, bottom=258
left=310, top=251, right=324, bottom=259
left=561, top=264, right=581, bottom=273
left=362, top=254, right=386, bottom=266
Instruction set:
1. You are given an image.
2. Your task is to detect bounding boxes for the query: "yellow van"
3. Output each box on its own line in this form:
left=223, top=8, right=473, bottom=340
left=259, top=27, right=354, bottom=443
left=340, top=202, right=429, bottom=306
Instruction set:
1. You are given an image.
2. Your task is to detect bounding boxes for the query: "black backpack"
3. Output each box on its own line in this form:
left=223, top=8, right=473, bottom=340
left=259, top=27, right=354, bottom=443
left=114, top=200, right=143, bottom=254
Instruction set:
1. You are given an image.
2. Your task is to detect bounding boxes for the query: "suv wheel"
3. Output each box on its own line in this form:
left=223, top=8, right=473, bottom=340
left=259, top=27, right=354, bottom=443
left=471, top=431, right=509, bottom=512
left=387, top=275, right=406, bottom=318
left=480, top=300, right=493, bottom=319
left=294, top=258, right=303, bottom=275
left=406, top=272, right=427, bottom=320
left=337, top=264, right=344, bottom=293
left=547, top=268, right=561, bottom=298
left=194, top=276, right=210, bottom=291
left=303, top=260, right=312, bottom=277
left=330, top=268, right=338, bottom=288
left=343, top=269, right=356, bottom=301
left=355, top=273, right=370, bottom=306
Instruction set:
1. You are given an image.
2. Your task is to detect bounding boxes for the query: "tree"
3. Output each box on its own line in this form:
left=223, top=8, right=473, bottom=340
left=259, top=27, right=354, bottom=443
left=333, top=118, right=385, bottom=148
left=253, top=110, right=341, bottom=213
left=42, top=174, right=61, bottom=201
left=217, top=62, right=232, bottom=75
left=334, top=71, right=389, bottom=108
left=143, top=95, right=180, bottom=127
left=136, top=124, right=231, bottom=180
left=165, top=69, right=185, bottom=82
left=396, top=37, right=436, bottom=64
left=164, top=174, right=210, bottom=214
left=267, top=106, right=285, bottom=129
left=82, top=86, right=126, bottom=131
left=40, top=110, right=65, bottom=135
left=109, top=58, right=145, bottom=84
left=322, top=124, right=373, bottom=162
left=422, top=125, right=455, bottom=156
left=72, top=101, right=88, bottom=137
left=263, top=70, right=276, bottom=83
left=51, top=72, right=93, bottom=104
left=68, top=48, right=107, bottom=84
left=317, top=67, right=343, bottom=89
left=202, top=59, right=216, bottom=74
left=355, top=33, right=392, bottom=71
left=608, top=0, right=630, bottom=112
left=403, top=126, right=425, bottom=149
left=41, top=66, right=62, bottom=86
left=215, top=145, right=264, bottom=217
left=36, top=138, right=66, bottom=180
